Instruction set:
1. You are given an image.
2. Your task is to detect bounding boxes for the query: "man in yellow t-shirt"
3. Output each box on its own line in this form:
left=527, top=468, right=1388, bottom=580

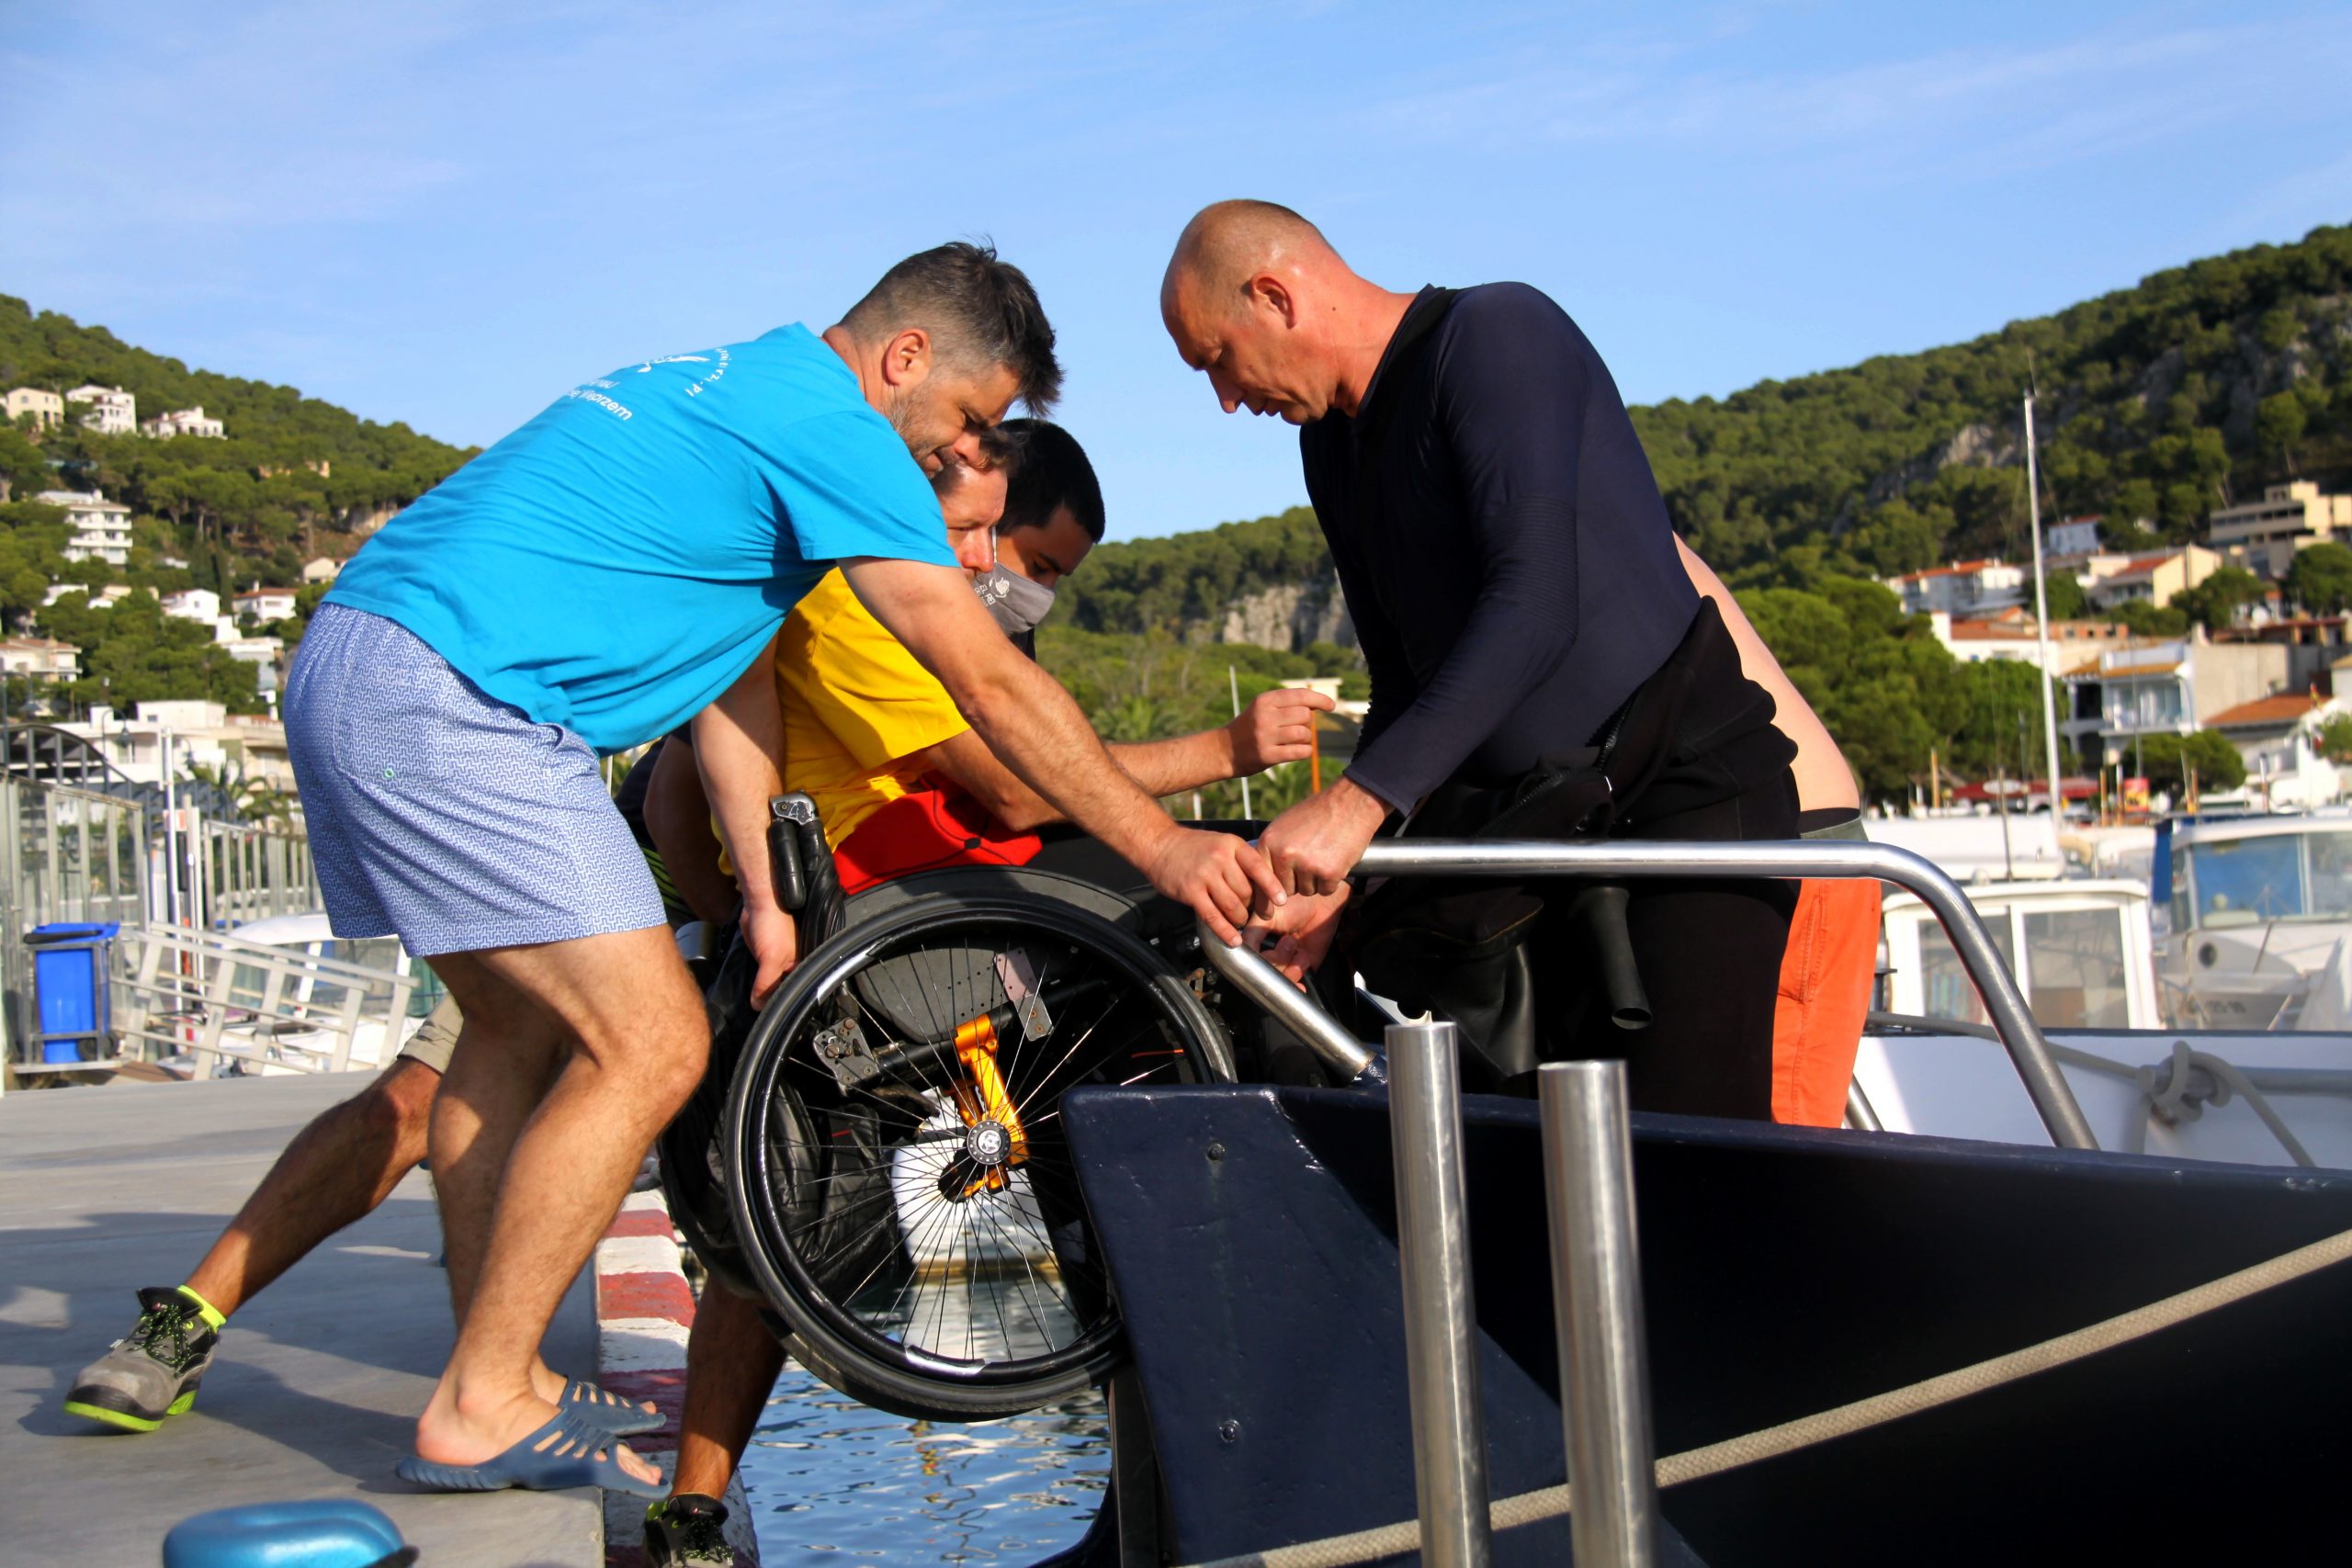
left=653, top=421, right=1333, bottom=908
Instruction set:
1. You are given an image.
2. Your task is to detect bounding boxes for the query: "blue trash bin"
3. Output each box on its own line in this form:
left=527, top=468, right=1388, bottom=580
left=28, top=921, right=119, bottom=1065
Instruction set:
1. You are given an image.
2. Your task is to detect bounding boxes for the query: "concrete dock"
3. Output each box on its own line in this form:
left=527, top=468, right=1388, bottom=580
left=0, top=1071, right=604, bottom=1566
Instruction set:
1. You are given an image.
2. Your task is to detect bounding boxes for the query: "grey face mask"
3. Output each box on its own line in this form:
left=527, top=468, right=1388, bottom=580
left=973, top=540, right=1057, bottom=637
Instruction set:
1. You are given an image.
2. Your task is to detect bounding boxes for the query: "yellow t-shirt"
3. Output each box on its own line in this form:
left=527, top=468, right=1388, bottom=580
left=775, top=568, right=971, bottom=849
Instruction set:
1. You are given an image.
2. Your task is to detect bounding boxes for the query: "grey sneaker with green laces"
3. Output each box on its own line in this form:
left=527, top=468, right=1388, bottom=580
left=63, top=1286, right=222, bottom=1432
left=645, top=1492, right=736, bottom=1566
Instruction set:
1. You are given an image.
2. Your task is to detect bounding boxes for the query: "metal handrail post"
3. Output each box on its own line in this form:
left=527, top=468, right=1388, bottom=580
left=1541, top=1060, right=1658, bottom=1568
left=1199, top=838, right=2095, bottom=1148
left=1386, top=1021, right=1494, bottom=1568
left=1197, top=931, right=1378, bottom=1082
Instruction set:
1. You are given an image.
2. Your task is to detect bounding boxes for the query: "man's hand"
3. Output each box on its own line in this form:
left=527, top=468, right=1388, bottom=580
left=1260, top=776, right=1391, bottom=898
left=1248, top=881, right=1351, bottom=986
left=1227, top=686, right=1338, bottom=776
left=1142, top=827, right=1288, bottom=948
left=741, top=901, right=799, bottom=1010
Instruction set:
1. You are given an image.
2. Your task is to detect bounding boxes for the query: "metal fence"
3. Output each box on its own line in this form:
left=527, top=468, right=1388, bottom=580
left=0, top=774, right=322, bottom=1074
left=111, top=921, right=416, bottom=1076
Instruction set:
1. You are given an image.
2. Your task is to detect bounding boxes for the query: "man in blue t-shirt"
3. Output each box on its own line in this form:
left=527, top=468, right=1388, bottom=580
left=280, top=243, right=1281, bottom=1497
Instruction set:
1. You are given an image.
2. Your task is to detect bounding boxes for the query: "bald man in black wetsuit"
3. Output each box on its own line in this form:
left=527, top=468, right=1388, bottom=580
left=1161, top=200, right=1804, bottom=1117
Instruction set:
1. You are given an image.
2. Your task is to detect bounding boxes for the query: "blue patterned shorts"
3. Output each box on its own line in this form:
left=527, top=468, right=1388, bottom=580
left=285, top=604, right=666, bottom=956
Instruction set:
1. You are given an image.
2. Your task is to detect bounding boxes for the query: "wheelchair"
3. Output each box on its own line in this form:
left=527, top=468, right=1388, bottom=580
left=660, top=796, right=1283, bottom=1421
left=659, top=795, right=1651, bottom=1422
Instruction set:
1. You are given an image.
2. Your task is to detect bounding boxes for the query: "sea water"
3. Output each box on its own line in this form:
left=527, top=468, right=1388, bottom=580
left=736, top=1360, right=1109, bottom=1563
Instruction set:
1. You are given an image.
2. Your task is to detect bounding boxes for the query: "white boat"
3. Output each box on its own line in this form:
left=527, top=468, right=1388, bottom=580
left=1862, top=869, right=2352, bottom=1169
left=2154, top=813, right=2352, bottom=1031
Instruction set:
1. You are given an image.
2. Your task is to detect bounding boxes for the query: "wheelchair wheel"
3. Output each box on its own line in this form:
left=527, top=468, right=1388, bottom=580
left=723, top=885, right=1232, bottom=1420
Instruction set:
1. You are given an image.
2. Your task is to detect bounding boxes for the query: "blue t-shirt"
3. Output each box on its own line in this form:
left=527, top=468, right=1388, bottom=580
left=327, top=323, right=955, bottom=752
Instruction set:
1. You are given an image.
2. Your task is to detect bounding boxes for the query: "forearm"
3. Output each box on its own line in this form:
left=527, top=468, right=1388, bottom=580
left=934, top=727, right=1238, bottom=834
left=645, top=739, right=741, bottom=926
left=1106, top=728, right=1235, bottom=798
left=691, top=638, right=787, bottom=918
left=845, top=558, right=1182, bottom=869
left=959, top=659, right=1179, bottom=865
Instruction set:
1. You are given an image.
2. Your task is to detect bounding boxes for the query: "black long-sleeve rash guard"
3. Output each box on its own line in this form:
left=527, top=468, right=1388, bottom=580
left=1299, top=283, right=1700, bottom=812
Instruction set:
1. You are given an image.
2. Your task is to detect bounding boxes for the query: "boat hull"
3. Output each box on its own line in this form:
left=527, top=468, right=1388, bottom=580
left=1065, top=1084, right=2352, bottom=1566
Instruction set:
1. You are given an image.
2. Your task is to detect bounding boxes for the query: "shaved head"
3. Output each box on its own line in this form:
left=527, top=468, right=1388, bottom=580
left=1162, top=199, right=1339, bottom=320
left=1159, top=200, right=1413, bottom=426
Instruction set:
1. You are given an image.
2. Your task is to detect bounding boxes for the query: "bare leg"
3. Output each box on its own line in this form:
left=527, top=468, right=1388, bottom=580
left=421, top=997, right=634, bottom=1412
left=412, top=927, right=707, bottom=1485
left=181, top=1058, right=440, bottom=1317
left=425, top=1002, right=563, bottom=1330
left=671, top=1285, right=786, bottom=1500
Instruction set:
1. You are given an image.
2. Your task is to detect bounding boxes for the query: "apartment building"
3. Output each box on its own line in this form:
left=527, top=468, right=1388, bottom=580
left=141, top=405, right=226, bottom=439
left=2080, top=547, right=2220, bottom=611
left=35, top=489, right=134, bottom=567
left=63, top=384, right=136, bottom=435
left=1885, top=558, right=2028, bottom=616
left=4, top=388, right=64, bottom=430
left=2207, top=481, right=2352, bottom=579
left=58, top=702, right=297, bottom=795
left=0, top=637, right=82, bottom=684
left=2060, top=628, right=2290, bottom=764
left=1928, top=610, right=2132, bottom=678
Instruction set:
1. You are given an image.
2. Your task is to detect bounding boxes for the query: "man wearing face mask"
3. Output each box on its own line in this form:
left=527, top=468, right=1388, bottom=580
left=743, top=418, right=1331, bottom=899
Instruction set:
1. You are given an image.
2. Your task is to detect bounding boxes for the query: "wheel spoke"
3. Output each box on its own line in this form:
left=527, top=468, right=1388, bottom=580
left=729, top=900, right=1220, bottom=1405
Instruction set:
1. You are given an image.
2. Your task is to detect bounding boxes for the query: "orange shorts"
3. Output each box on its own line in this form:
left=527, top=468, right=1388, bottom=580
left=1770, top=877, right=1881, bottom=1126
left=833, top=776, right=1041, bottom=897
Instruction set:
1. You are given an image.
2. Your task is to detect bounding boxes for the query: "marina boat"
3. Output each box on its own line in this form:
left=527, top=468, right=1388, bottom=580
left=2154, top=812, right=2352, bottom=1031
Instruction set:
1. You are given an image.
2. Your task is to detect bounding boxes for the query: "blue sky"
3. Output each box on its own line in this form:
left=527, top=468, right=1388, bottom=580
left=5, top=1, right=2350, bottom=542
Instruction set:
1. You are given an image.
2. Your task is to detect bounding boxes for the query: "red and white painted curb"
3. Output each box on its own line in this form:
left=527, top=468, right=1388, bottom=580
left=594, top=1188, right=760, bottom=1565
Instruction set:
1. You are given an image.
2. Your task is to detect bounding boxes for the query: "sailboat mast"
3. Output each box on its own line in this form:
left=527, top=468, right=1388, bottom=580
left=2024, top=391, right=2066, bottom=818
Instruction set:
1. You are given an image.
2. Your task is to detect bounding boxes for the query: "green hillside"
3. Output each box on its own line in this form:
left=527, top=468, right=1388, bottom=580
left=1051, top=223, right=2352, bottom=800
left=0, top=292, right=472, bottom=589
left=0, top=294, right=475, bottom=714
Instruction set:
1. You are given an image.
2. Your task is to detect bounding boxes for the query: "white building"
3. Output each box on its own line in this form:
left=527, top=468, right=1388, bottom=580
left=141, top=405, right=225, bottom=440
left=36, top=489, right=134, bottom=567
left=1928, top=611, right=2132, bottom=680
left=2061, top=631, right=2292, bottom=764
left=0, top=637, right=81, bottom=684
left=2207, top=481, right=2352, bottom=580
left=233, top=587, right=299, bottom=623
left=2080, top=547, right=2221, bottom=612
left=2044, top=516, right=2104, bottom=558
left=64, top=385, right=137, bottom=436
left=40, top=582, right=132, bottom=610
left=2204, top=693, right=2347, bottom=808
left=300, top=557, right=341, bottom=584
left=58, top=704, right=297, bottom=796
left=1885, top=558, right=2029, bottom=617
left=217, top=636, right=285, bottom=693
left=4, top=388, right=63, bottom=431
left=161, top=588, right=223, bottom=623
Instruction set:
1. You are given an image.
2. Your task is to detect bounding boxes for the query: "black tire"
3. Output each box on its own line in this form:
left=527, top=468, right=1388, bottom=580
left=721, top=881, right=1232, bottom=1420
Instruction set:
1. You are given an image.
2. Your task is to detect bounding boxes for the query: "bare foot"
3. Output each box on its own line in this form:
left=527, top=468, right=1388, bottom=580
left=528, top=1357, right=657, bottom=1419
left=415, top=1382, right=663, bottom=1488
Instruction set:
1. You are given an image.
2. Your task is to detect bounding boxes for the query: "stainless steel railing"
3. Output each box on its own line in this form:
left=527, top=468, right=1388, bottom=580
left=1199, top=836, right=2098, bottom=1151
left=1385, top=1021, right=1494, bottom=1568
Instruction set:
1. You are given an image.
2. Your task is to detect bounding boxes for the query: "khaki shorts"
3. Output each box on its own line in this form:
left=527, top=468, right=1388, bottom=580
left=395, top=994, right=464, bottom=1075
